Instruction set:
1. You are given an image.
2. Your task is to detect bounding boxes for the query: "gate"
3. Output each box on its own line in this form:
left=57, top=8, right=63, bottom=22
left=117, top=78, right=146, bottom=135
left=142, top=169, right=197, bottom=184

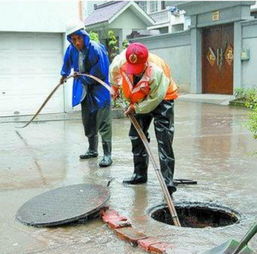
left=202, top=24, right=234, bottom=94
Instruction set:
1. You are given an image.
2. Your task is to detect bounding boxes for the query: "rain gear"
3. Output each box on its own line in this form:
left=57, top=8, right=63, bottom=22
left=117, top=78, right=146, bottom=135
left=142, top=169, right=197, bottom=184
left=110, top=51, right=177, bottom=192
left=61, top=29, right=110, bottom=112
left=127, top=100, right=176, bottom=192
left=110, top=51, right=178, bottom=114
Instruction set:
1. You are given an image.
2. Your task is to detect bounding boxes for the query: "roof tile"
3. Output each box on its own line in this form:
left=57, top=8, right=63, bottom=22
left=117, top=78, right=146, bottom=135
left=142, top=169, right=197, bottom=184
left=85, top=1, right=129, bottom=26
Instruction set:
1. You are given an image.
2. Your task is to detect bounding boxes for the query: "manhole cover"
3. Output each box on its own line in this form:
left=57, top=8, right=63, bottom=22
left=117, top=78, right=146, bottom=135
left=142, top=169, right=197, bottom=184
left=149, top=202, right=240, bottom=228
left=16, top=183, right=110, bottom=227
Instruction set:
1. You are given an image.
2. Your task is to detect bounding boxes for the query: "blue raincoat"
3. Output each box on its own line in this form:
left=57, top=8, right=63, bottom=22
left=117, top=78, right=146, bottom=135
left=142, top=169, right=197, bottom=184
left=60, top=29, right=110, bottom=112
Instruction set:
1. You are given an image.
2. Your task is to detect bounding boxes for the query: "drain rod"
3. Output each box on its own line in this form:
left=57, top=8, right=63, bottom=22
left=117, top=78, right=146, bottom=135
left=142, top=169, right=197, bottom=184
left=16, top=74, right=77, bottom=128
left=127, top=113, right=181, bottom=227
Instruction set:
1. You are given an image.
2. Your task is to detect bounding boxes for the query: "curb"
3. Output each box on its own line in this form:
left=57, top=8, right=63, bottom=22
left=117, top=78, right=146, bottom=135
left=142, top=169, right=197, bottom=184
left=100, top=208, right=193, bottom=254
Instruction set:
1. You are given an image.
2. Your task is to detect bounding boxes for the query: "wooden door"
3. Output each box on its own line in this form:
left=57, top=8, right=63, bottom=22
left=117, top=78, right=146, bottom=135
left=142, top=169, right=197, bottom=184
left=202, top=24, right=234, bottom=94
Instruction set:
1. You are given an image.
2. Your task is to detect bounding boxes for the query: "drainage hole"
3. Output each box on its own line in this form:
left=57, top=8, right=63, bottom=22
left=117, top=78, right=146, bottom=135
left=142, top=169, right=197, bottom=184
left=150, top=202, right=240, bottom=228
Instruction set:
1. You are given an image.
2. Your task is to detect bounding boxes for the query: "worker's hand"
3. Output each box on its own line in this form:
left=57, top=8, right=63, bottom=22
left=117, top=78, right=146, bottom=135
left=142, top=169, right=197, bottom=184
left=124, top=104, right=135, bottom=116
left=111, top=87, right=120, bottom=100
left=73, top=72, right=79, bottom=78
left=60, top=76, right=67, bottom=84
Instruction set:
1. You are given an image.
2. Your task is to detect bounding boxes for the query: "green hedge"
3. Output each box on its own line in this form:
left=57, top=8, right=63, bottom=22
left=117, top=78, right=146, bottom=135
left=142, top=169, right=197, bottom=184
left=234, top=88, right=257, bottom=140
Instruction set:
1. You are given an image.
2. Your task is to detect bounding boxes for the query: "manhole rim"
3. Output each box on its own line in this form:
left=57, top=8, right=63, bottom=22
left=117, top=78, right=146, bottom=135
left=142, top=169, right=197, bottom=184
left=147, top=201, right=241, bottom=229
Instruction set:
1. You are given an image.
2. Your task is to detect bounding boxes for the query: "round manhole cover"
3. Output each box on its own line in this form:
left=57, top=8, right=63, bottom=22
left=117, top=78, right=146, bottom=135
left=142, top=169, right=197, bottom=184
left=16, top=183, right=110, bottom=227
left=149, top=202, right=240, bottom=228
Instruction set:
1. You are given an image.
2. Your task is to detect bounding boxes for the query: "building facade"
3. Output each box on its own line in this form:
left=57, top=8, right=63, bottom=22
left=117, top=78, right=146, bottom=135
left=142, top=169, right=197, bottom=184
left=136, top=1, right=190, bottom=33
left=84, top=1, right=155, bottom=52
left=135, top=1, right=257, bottom=95
left=0, top=0, right=83, bottom=116
left=84, top=1, right=190, bottom=50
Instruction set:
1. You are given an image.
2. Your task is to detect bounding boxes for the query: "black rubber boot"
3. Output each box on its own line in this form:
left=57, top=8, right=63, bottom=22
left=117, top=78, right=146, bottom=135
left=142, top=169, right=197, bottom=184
left=99, top=142, right=112, bottom=167
left=166, top=182, right=177, bottom=200
left=167, top=183, right=177, bottom=196
left=80, top=136, right=98, bottom=159
left=123, top=170, right=147, bottom=184
left=123, top=157, right=148, bottom=184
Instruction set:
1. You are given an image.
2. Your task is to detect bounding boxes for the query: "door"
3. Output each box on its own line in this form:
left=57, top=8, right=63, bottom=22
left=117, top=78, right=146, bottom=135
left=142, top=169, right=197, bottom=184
left=202, top=24, right=234, bottom=94
left=0, top=32, right=63, bottom=116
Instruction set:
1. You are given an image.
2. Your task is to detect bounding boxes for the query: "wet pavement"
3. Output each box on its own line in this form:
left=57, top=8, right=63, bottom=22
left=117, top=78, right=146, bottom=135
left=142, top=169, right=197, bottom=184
left=0, top=101, right=257, bottom=254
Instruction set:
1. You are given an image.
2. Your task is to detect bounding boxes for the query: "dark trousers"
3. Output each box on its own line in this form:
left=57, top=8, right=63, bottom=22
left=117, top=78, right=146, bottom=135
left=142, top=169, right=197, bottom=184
left=81, top=100, right=112, bottom=143
left=129, top=100, right=175, bottom=186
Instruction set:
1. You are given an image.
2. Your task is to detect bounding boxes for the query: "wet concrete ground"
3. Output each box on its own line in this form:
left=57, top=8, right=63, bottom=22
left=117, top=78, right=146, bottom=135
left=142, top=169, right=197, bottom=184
left=0, top=101, right=257, bottom=254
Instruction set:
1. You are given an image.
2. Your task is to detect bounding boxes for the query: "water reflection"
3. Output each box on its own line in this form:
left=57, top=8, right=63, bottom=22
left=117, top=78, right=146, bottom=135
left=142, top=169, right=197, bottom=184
left=1, top=101, right=257, bottom=253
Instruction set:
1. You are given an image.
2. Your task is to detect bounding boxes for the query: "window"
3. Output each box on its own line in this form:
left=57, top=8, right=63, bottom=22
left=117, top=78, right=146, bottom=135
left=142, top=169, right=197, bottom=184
left=149, top=1, right=158, bottom=13
left=161, top=1, right=166, bottom=10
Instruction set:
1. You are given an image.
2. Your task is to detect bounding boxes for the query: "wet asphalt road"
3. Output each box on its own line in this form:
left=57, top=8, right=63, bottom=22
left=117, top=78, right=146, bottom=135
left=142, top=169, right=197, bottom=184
left=0, top=101, right=257, bottom=254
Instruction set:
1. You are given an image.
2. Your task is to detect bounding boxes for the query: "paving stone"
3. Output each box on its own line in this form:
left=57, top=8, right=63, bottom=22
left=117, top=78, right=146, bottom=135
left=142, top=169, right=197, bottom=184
left=100, top=209, right=181, bottom=253
left=138, top=237, right=161, bottom=251
left=101, top=209, right=131, bottom=229
left=100, top=208, right=118, bottom=218
left=107, top=218, right=131, bottom=229
left=148, top=242, right=174, bottom=254
left=114, top=226, right=148, bottom=246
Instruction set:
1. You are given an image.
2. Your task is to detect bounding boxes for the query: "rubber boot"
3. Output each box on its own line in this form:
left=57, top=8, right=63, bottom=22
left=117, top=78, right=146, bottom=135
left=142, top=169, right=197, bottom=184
left=167, top=183, right=177, bottom=194
left=80, top=136, right=98, bottom=159
left=167, top=183, right=177, bottom=199
left=99, top=142, right=112, bottom=167
left=123, top=157, right=148, bottom=184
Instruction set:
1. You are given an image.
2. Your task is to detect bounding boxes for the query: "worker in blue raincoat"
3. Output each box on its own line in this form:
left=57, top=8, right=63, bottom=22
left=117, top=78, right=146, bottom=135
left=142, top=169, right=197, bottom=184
left=59, top=21, right=112, bottom=167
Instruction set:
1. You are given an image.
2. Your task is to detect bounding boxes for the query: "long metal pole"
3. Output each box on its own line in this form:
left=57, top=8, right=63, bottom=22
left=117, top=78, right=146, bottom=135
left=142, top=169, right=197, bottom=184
left=127, top=113, right=181, bottom=226
left=17, top=74, right=76, bottom=128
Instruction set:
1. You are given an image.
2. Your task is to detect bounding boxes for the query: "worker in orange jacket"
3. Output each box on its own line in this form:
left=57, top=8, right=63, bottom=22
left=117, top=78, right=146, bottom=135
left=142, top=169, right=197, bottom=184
left=110, top=42, right=178, bottom=196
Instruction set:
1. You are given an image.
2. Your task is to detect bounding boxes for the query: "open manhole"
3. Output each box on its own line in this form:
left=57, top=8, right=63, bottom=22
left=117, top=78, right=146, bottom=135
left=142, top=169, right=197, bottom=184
left=149, top=202, right=240, bottom=228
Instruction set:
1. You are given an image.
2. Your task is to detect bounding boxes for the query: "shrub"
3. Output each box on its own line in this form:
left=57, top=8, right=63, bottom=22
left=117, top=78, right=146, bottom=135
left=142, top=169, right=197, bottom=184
left=89, top=31, right=100, bottom=43
left=246, top=108, right=257, bottom=139
left=107, top=30, right=119, bottom=61
left=234, top=87, right=257, bottom=109
left=122, top=39, right=129, bottom=49
left=234, top=87, right=257, bottom=140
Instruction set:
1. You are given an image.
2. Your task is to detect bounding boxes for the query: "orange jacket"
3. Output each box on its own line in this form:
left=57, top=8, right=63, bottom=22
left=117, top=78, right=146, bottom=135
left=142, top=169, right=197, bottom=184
left=120, top=53, right=178, bottom=104
left=110, top=52, right=178, bottom=113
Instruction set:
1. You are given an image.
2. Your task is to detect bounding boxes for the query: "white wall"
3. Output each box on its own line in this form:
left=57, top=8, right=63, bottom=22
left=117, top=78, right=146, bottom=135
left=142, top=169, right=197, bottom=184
left=242, top=20, right=257, bottom=89
left=0, top=0, right=80, bottom=33
left=0, top=0, right=82, bottom=114
left=134, top=31, right=191, bottom=92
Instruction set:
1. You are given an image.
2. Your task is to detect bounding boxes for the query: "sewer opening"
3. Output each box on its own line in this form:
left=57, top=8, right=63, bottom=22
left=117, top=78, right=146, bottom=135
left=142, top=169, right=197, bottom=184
left=150, top=202, right=240, bottom=228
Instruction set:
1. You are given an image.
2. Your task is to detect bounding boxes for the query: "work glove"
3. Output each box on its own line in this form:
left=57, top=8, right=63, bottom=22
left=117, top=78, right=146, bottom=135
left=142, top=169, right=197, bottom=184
left=111, top=86, right=120, bottom=100
left=60, top=76, right=67, bottom=84
left=73, top=72, right=79, bottom=78
left=124, top=104, right=135, bottom=116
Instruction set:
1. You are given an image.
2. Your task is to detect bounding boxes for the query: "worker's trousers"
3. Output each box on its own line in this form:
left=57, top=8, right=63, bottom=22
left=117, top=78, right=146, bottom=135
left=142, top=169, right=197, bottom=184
left=81, top=100, right=112, bottom=143
left=129, top=100, right=175, bottom=187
